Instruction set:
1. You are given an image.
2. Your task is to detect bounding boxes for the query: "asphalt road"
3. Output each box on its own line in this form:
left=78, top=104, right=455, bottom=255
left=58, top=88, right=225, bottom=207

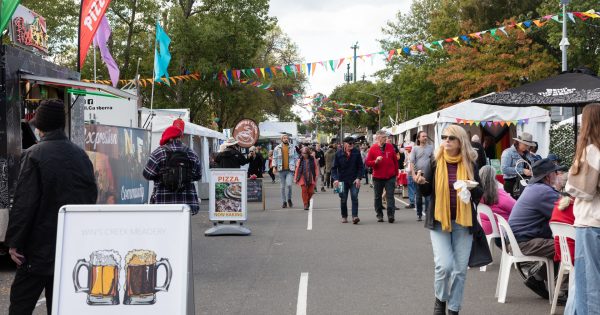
left=0, top=179, right=556, bottom=314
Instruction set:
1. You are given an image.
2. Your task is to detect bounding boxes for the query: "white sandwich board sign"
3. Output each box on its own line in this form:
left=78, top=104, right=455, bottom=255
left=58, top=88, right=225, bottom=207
left=52, top=204, right=193, bottom=315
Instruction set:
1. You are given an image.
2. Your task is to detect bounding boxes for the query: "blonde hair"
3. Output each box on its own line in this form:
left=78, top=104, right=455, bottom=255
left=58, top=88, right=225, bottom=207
left=435, top=125, right=478, bottom=179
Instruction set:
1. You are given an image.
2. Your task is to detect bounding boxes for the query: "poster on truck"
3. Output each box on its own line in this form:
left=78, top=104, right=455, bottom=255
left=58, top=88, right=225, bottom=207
left=209, top=169, right=247, bottom=221
left=85, top=125, right=151, bottom=204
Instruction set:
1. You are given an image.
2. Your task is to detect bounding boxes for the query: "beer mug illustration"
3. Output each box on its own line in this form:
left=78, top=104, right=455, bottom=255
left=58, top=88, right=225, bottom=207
left=123, top=249, right=172, bottom=305
left=73, top=250, right=121, bottom=305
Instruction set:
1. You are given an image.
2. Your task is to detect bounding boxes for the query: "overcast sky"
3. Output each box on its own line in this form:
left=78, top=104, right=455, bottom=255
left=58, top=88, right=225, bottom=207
left=269, top=0, right=414, bottom=119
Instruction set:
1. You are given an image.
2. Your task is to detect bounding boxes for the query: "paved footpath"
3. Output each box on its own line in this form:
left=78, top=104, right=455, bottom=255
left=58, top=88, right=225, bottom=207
left=0, top=180, right=554, bottom=314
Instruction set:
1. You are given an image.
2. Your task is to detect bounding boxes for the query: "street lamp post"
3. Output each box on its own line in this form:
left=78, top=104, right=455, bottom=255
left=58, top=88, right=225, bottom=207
left=357, top=91, right=383, bottom=131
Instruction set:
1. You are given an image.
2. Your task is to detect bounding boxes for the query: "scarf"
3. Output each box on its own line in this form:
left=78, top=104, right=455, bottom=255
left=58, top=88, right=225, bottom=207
left=296, top=157, right=315, bottom=185
left=434, top=150, right=472, bottom=232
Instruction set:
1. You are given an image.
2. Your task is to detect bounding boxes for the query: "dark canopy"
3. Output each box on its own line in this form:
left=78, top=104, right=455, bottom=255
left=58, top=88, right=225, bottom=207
left=473, top=72, right=600, bottom=107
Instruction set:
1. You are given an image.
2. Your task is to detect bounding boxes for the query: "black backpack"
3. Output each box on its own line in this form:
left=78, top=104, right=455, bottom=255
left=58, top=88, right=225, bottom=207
left=161, top=148, right=194, bottom=191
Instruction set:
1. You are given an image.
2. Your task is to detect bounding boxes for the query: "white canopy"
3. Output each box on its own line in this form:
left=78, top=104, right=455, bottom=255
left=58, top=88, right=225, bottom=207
left=557, top=114, right=582, bottom=126
left=259, top=121, right=298, bottom=139
left=390, top=97, right=551, bottom=157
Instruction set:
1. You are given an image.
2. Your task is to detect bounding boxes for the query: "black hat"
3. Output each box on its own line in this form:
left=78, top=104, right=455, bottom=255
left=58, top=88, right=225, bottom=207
left=529, top=158, right=565, bottom=184
left=343, top=136, right=355, bottom=144
left=32, top=99, right=65, bottom=132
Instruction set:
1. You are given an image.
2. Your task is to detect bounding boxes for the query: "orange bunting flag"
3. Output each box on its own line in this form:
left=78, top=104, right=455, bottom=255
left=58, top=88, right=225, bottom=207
left=311, top=62, right=317, bottom=76
left=533, top=19, right=547, bottom=27
left=336, top=58, right=345, bottom=69
left=387, top=50, right=395, bottom=61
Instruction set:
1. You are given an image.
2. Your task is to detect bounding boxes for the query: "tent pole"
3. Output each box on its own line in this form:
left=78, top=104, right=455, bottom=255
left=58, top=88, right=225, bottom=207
left=573, top=106, right=578, bottom=148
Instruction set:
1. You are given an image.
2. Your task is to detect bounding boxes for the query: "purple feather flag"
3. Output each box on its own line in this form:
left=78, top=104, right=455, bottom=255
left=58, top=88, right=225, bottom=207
left=93, top=16, right=120, bottom=87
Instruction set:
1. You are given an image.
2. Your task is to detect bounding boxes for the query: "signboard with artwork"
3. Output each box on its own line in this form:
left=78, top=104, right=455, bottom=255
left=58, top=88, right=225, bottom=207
left=84, top=124, right=150, bottom=204
left=9, top=5, right=49, bottom=55
left=52, top=204, right=193, bottom=315
left=209, top=169, right=247, bottom=221
left=232, top=118, right=259, bottom=148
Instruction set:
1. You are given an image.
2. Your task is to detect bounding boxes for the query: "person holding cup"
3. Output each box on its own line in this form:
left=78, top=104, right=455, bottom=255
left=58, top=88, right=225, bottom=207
left=415, top=125, right=482, bottom=315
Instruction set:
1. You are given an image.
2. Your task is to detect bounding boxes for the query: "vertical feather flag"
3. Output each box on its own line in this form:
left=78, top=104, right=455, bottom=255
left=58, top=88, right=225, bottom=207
left=154, top=21, right=171, bottom=85
left=93, top=16, right=120, bottom=87
left=78, top=0, right=112, bottom=70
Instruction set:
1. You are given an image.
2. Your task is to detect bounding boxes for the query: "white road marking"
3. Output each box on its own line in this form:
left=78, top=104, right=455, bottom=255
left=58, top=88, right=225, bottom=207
left=296, top=272, right=309, bottom=315
left=307, top=198, right=313, bottom=231
left=395, top=197, right=409, bottom=207
left=35, top=298, right=46, bottom=307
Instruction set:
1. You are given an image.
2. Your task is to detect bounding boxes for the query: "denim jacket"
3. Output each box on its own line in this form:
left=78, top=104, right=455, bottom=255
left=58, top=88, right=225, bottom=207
left=273, top=143, right=298, bottom=172
left=500, top=146, right=534, bottom=179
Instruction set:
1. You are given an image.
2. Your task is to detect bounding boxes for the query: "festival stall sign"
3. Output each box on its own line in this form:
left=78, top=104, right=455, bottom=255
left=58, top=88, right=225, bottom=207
left=84, top=91, right=138, bottom=127
left=84, top=125, right=151, bottom=204
left=233, top=118, right=260, bottom=148
left=8, top=5, right=49, bottom=55
left=52, top=204, right=193, bottom=315
left=209, top=169, right=247, bottom=222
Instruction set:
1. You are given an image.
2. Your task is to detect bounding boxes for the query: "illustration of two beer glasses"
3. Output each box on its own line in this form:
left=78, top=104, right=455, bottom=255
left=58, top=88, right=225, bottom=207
left=73, top=249, right=172, bottom=305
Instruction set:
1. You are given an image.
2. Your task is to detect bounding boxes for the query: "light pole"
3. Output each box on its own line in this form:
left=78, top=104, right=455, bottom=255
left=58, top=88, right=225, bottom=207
left=351, top=42, right=359, bottom=83
left=560, top=0, right=569, bottom=72
left=357, top=91, right=383, bottom=131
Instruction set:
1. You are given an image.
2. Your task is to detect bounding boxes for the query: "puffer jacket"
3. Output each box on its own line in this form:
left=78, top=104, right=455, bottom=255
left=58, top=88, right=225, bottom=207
left=5, top=130, right=98, bottom=275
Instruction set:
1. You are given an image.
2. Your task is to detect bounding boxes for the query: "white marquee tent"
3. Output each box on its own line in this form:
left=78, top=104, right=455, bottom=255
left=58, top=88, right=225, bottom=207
left=390, top=98, right=552, bottom=157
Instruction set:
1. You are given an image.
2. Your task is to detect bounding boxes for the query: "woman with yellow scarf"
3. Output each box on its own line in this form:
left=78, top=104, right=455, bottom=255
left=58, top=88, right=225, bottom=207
left=415, top=125, right=483, bottom=315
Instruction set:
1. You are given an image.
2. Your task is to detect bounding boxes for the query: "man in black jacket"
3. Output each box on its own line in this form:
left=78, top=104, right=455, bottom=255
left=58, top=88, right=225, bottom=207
left=332, top=137, right=364, bottom=224
left=6, top=99, right=98, bottom=315
left=215, top=138, right=249, bottom=168
left=247, top=146, right=264, bottom=178
left=315, top=143, right=326, bottom=192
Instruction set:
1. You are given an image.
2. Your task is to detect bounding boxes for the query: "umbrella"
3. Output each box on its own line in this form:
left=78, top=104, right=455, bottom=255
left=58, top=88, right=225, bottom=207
left=473, top=71, right=600, bottom=107
left=473, top=69, right=600, bottom=147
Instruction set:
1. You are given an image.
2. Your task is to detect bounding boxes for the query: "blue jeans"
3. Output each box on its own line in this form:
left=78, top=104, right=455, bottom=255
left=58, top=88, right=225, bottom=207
left=416, top=189, right=430, bottom=217
left=430, top=221, right=473, bottom=312
left=574, top=227, right=600, bottom=315
left=279, top=170, right=293, bottom=203
left=373, top=177, right=396, bottom=218
left=407, top=174, right=416, bottom=205
left=339, top=182, right=360, bottom=218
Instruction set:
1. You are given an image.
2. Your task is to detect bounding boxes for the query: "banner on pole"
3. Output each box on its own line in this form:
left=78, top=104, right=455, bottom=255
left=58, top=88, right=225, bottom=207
left=79, top=0, right=112, bottom=69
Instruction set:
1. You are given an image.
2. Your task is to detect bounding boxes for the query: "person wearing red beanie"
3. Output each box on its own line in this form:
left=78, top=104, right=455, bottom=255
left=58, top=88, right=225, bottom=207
left=160, top=126, right=183, bottom=146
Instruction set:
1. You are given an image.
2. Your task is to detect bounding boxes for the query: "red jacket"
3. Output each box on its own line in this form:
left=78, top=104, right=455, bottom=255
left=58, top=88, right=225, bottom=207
left=365, top=143, right=399, bottom=180
left=550, top=197, right=575, bottom=263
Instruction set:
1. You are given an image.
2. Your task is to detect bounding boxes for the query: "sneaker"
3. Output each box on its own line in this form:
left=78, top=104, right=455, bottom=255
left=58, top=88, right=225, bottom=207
left=321, top=187, right=326, bottom=192
left=288, top=199, right=293, bottom=207
left=405, top=204, right=415, bottom=209
left=352, top=217, right=360, bottom=224
left=377, top=216, right=384, bottom=222
left=388, top=217, right=395, bottom=223
left=282, top=202, right=288, bottom=208
left=304, top=204, right=309, bottom=210
left=417, top=216, right=423, bottom=221
left=341, top=218, right=348, bottom=223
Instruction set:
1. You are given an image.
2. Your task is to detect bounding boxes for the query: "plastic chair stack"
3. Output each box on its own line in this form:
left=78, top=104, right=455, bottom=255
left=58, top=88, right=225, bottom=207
left=495, top=214, right=555, bottom=304
left=476, top=204, right=500, bottom=272
left=549, top=222, right=576, bottom=315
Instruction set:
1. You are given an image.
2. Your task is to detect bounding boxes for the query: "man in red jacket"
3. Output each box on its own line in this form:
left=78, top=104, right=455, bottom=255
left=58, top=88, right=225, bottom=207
left=366, top=130, right=399, bottom=223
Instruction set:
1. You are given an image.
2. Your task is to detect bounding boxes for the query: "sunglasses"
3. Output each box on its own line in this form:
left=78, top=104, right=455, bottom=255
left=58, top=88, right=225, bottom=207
left=441, top=135, right=458, bottom=141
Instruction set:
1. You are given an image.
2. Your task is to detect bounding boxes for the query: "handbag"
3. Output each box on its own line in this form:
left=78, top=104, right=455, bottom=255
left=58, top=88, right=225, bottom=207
left=468, top=203, right=493, bottom=268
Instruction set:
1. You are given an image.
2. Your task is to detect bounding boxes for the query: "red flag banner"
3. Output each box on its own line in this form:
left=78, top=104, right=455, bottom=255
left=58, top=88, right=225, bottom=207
left=78, top=0, right=112, bottom=70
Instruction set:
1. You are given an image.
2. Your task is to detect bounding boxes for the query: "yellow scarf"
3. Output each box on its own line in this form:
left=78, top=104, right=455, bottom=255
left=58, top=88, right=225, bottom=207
left=434, top=150, right=472, bottom=232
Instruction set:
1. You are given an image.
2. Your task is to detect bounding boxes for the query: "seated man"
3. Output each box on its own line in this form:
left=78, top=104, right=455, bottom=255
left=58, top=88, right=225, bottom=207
left=509, top=158, right=562, bottom=258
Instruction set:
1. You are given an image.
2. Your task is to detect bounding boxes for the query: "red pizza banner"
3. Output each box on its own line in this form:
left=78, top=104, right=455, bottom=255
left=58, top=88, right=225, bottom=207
left=78, top=0, right=112, bottom=69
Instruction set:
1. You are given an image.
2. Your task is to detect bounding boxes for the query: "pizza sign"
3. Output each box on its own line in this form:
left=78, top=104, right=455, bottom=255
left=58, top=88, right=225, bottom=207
left=10, top=5, right=49, bottom=55
left=233, top=119, right=259, bottom=148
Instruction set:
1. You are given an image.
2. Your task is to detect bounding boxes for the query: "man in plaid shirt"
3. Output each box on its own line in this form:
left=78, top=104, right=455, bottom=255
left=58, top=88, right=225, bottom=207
left=143, top=126, right=202, bottom=214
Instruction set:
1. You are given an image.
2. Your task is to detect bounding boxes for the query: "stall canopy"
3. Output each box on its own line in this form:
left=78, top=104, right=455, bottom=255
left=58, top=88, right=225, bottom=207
left=391, top=98, right=551, bottom=157
left=259, top=121, right=298, bottom=139
left=21, top=74, right=135, bottom=100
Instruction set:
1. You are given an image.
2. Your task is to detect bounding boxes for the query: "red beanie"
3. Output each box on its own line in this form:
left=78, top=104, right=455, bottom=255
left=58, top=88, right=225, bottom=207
left=173, top=118, right=185, bottom=132
left=160, top=126, right=183, bottom=146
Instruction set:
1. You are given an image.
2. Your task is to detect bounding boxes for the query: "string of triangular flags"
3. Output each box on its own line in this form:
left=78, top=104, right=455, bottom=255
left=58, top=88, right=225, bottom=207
left=456, top=118, right=529, bottom=127
left=299, top=95, right=381, bottom=115
left=86, top=9, right=599, bottom=91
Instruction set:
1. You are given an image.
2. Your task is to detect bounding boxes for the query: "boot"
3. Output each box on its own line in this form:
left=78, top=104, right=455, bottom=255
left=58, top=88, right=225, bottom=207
left=434, top=298, right=446, bottom=315
left=447, top=310, right=459, bottom=315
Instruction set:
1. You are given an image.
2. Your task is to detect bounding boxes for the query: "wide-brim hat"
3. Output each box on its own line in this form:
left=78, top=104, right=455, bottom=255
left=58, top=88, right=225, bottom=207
left=529, top=158, right=565, bottom=184
left=513, top=132, right=535, bottom=147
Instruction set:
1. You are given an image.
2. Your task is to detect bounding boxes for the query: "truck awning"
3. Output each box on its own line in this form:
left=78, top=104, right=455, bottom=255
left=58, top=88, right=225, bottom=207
left=20, top=74, right=136, bottom=100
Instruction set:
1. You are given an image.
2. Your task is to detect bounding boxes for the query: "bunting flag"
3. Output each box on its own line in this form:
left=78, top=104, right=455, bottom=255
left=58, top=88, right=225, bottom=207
left=455, top=118, right=530, bottom=126
left=154, top=21, right=172, bottom=85
left=93, top=16, right=119, bottom=87
left=78, top=0, right=112, bottom=69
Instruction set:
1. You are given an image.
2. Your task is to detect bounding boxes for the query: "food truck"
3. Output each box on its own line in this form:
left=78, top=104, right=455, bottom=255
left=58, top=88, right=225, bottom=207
left=0, top=5, right=135, bottom=250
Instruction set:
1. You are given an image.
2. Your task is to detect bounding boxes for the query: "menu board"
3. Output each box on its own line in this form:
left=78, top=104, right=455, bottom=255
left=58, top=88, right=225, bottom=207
left=209, top=169, right=248, bottom=221
left=247, top=179, right=263, bottom=202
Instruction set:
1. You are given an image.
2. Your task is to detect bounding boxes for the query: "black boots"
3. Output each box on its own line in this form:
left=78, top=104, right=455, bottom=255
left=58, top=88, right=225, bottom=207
left=434, top=298, right=446, bottom=315
left=448, top=310, right=459, bottom=315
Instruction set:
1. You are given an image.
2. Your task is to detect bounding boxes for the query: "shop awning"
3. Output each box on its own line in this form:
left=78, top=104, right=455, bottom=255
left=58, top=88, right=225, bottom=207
left=20, top=74, right=136, bottom=100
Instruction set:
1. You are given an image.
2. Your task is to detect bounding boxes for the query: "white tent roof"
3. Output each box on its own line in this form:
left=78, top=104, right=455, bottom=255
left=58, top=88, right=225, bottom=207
left=152, top=121, right=225, bottom=140
left=259, top=121, right=298, bottom=139
left=392, top=97, right=550, bottom=135
left=557, top=114, right=582, bottom=126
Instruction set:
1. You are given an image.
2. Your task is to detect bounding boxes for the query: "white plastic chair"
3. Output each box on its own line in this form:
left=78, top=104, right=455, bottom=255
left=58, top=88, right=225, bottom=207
left=549, top=222, right=576, bottom=315
left=476, top=204, right=500, bottom=271
left=495, top=214, right=555, bottom=304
